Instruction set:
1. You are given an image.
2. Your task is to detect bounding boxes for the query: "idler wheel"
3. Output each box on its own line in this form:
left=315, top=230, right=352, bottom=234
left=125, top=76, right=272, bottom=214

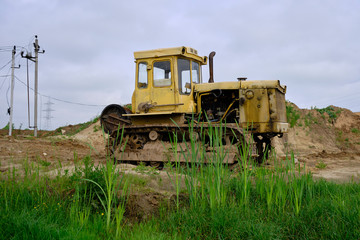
left=100, top=104, right=131, bottom=134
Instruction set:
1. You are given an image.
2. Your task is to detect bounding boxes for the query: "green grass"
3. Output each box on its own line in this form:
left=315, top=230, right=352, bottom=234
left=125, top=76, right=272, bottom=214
left=316, top=160, right=327, bottom=169
left=2, top=122, right=15, bottom=130
left=315, top=106, right=341, bottom=123
left=1, top=124, right=360, bottom=239
left=303, top=112, right=318, bottom=127
left=286, top=102, right=301, bottom=128
left=134, top=162, right=159, bottom=176
left=124, top=176, right=360, bottom=240
left=351, top=128, right=359, bottom=134
left=52, top=116, right=100, bottom=136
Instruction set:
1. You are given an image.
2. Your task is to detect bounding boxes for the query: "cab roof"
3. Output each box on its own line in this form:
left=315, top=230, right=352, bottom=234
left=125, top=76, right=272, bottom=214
left=134, top=46, right=208, bottom=65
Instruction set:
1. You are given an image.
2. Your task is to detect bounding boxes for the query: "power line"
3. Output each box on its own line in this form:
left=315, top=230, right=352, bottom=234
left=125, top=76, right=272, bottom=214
left=14, top=75, right=107, bottom=107
left=0, top=52, right=21, bottom=71
left=0, top=46, right=16, bottom=52
left=0, top=59, right=13, bottom=71
left=0, top=69, right=11, bottom=91
left=0, top=76, right=9, bottom=90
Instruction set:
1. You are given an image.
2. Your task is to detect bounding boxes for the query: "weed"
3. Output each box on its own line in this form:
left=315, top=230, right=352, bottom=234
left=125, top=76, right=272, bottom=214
left=39, top=160, right=51, bottom=167
left=93, top=124, right=100, bottom=132
left=336, top=130, right=343, bottom=143
left=2, top=122, right=15, bottom=130
left=351, top=128, right=359, bottom=134
left=124, top=104, right=132, bottom=111
left=303, top=112, right=318, bottom=128
left=134, top=162, right=159, bottom=176
left=72, top=116, right=100, bottom=136
left=316, top=160, right=327, bottom=169
left=286, top=102, right=300, bottom=128
left=53, top=116, right=100, bottom=136
left=125, top=174, right=147, bottom=188
left=315, top=106, right=341, bottom=123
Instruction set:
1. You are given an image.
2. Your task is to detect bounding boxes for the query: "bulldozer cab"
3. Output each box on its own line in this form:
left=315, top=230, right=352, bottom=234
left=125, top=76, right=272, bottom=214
left=132, top=47, right=207, bottom=114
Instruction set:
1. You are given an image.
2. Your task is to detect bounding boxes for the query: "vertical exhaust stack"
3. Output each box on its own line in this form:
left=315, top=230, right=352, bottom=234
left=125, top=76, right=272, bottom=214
left=208, top=51, right=216, bottom=83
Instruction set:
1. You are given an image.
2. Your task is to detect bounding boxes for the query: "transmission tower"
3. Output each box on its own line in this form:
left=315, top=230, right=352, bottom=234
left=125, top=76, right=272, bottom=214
left=42, top=96, right=54, bottom=130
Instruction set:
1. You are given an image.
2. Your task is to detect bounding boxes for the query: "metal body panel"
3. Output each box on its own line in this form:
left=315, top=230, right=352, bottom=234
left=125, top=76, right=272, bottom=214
left=134, top=46, right=207, bottom=65
left=194, top=82, right=241, bottom=92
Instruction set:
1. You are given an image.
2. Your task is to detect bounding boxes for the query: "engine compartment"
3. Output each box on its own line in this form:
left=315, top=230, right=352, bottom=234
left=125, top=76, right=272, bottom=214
left=198, top=90, right=239, bottom=123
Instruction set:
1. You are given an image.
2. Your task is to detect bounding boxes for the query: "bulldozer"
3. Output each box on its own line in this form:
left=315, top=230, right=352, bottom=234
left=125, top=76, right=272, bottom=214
left=100, top=47, right=288, bottom=168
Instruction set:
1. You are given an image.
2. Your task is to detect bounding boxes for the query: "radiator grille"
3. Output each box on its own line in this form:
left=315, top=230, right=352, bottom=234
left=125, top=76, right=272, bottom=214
left=276, top=90, right=286, bottom=122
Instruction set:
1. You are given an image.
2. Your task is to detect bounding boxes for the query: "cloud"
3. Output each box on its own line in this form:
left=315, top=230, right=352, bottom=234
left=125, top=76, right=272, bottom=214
left=1, top=0, right=359, bottom=130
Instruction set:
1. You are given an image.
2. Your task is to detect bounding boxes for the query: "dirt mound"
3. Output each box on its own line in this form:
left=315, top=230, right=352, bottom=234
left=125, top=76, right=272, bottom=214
left=334, top=107, right=360, bottom=131
left=71, top=121, right=107, bottom=155
left=271, top=103, right=360, bottom=182
left=274, top=103, right=360, bottom=157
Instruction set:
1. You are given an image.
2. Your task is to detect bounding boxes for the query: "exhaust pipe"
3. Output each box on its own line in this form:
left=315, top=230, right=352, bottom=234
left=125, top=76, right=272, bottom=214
left=208, top=51, right=216, bottom=83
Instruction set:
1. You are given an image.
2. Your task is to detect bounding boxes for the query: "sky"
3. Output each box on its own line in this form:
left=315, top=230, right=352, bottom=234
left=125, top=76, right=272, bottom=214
left=1, top=0, right=359, bottom=130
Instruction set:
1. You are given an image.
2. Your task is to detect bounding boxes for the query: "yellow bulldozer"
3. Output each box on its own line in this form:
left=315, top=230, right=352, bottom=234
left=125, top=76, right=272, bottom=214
left=100, top=47, right=288, bottom=168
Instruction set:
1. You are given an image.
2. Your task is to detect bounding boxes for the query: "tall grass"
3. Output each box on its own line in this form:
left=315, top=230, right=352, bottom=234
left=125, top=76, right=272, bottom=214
left=168, top=120, right=233, bottom=212
left=1, top=123, right=360, bottom=239
left=162, top=121, right=360, bottom=239
left=84, top=125, right=129, bottom=236
left=0, top=130, right=129, bottom=239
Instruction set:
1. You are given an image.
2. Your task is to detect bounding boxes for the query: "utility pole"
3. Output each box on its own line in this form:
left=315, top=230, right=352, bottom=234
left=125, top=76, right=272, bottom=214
left=9, top=46, right=16, bottom=136
left=21, top=35, right=45, bottom=137
left=8, top=46, right=20, bottom=136
left=34, top=37, right=39, bottom=136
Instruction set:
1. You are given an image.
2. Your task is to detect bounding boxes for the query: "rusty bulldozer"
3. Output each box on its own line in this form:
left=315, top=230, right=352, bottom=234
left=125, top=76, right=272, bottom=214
left=100, top=47, right=288, bottom=168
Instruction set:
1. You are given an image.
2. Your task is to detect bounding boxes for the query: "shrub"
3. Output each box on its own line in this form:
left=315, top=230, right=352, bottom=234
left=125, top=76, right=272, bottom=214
left=351, top=128, right=359, bottom=134
left=315, top=106, right=341, bottom=123
left=286, top=103, right=300, bottom=128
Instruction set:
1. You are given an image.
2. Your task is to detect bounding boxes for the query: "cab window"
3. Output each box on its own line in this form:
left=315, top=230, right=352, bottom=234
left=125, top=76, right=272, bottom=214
left=138, top=62, right=148, bottom=88
left=192, top=61, right=200, bottom=84
left=178, top=58, right=191, bottom=94
left=153, top=61, right=171, bottom=87
left=178, top=59, right=200, bottom=94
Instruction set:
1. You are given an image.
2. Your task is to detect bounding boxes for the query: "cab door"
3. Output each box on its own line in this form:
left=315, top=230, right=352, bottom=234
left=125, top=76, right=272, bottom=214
left=133, top=61, right=151, bottom=113
left=150, top=58, right=176, bottom=112
left=176, top=58, right=199, bottom=113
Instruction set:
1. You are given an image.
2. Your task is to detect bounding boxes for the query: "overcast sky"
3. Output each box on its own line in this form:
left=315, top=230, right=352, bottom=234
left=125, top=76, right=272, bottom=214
left=1, top=0, right=359, bottom=130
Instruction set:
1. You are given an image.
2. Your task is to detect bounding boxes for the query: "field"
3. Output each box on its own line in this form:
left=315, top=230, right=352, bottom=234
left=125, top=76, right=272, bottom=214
left=1, top=104, right=360, bottom=239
